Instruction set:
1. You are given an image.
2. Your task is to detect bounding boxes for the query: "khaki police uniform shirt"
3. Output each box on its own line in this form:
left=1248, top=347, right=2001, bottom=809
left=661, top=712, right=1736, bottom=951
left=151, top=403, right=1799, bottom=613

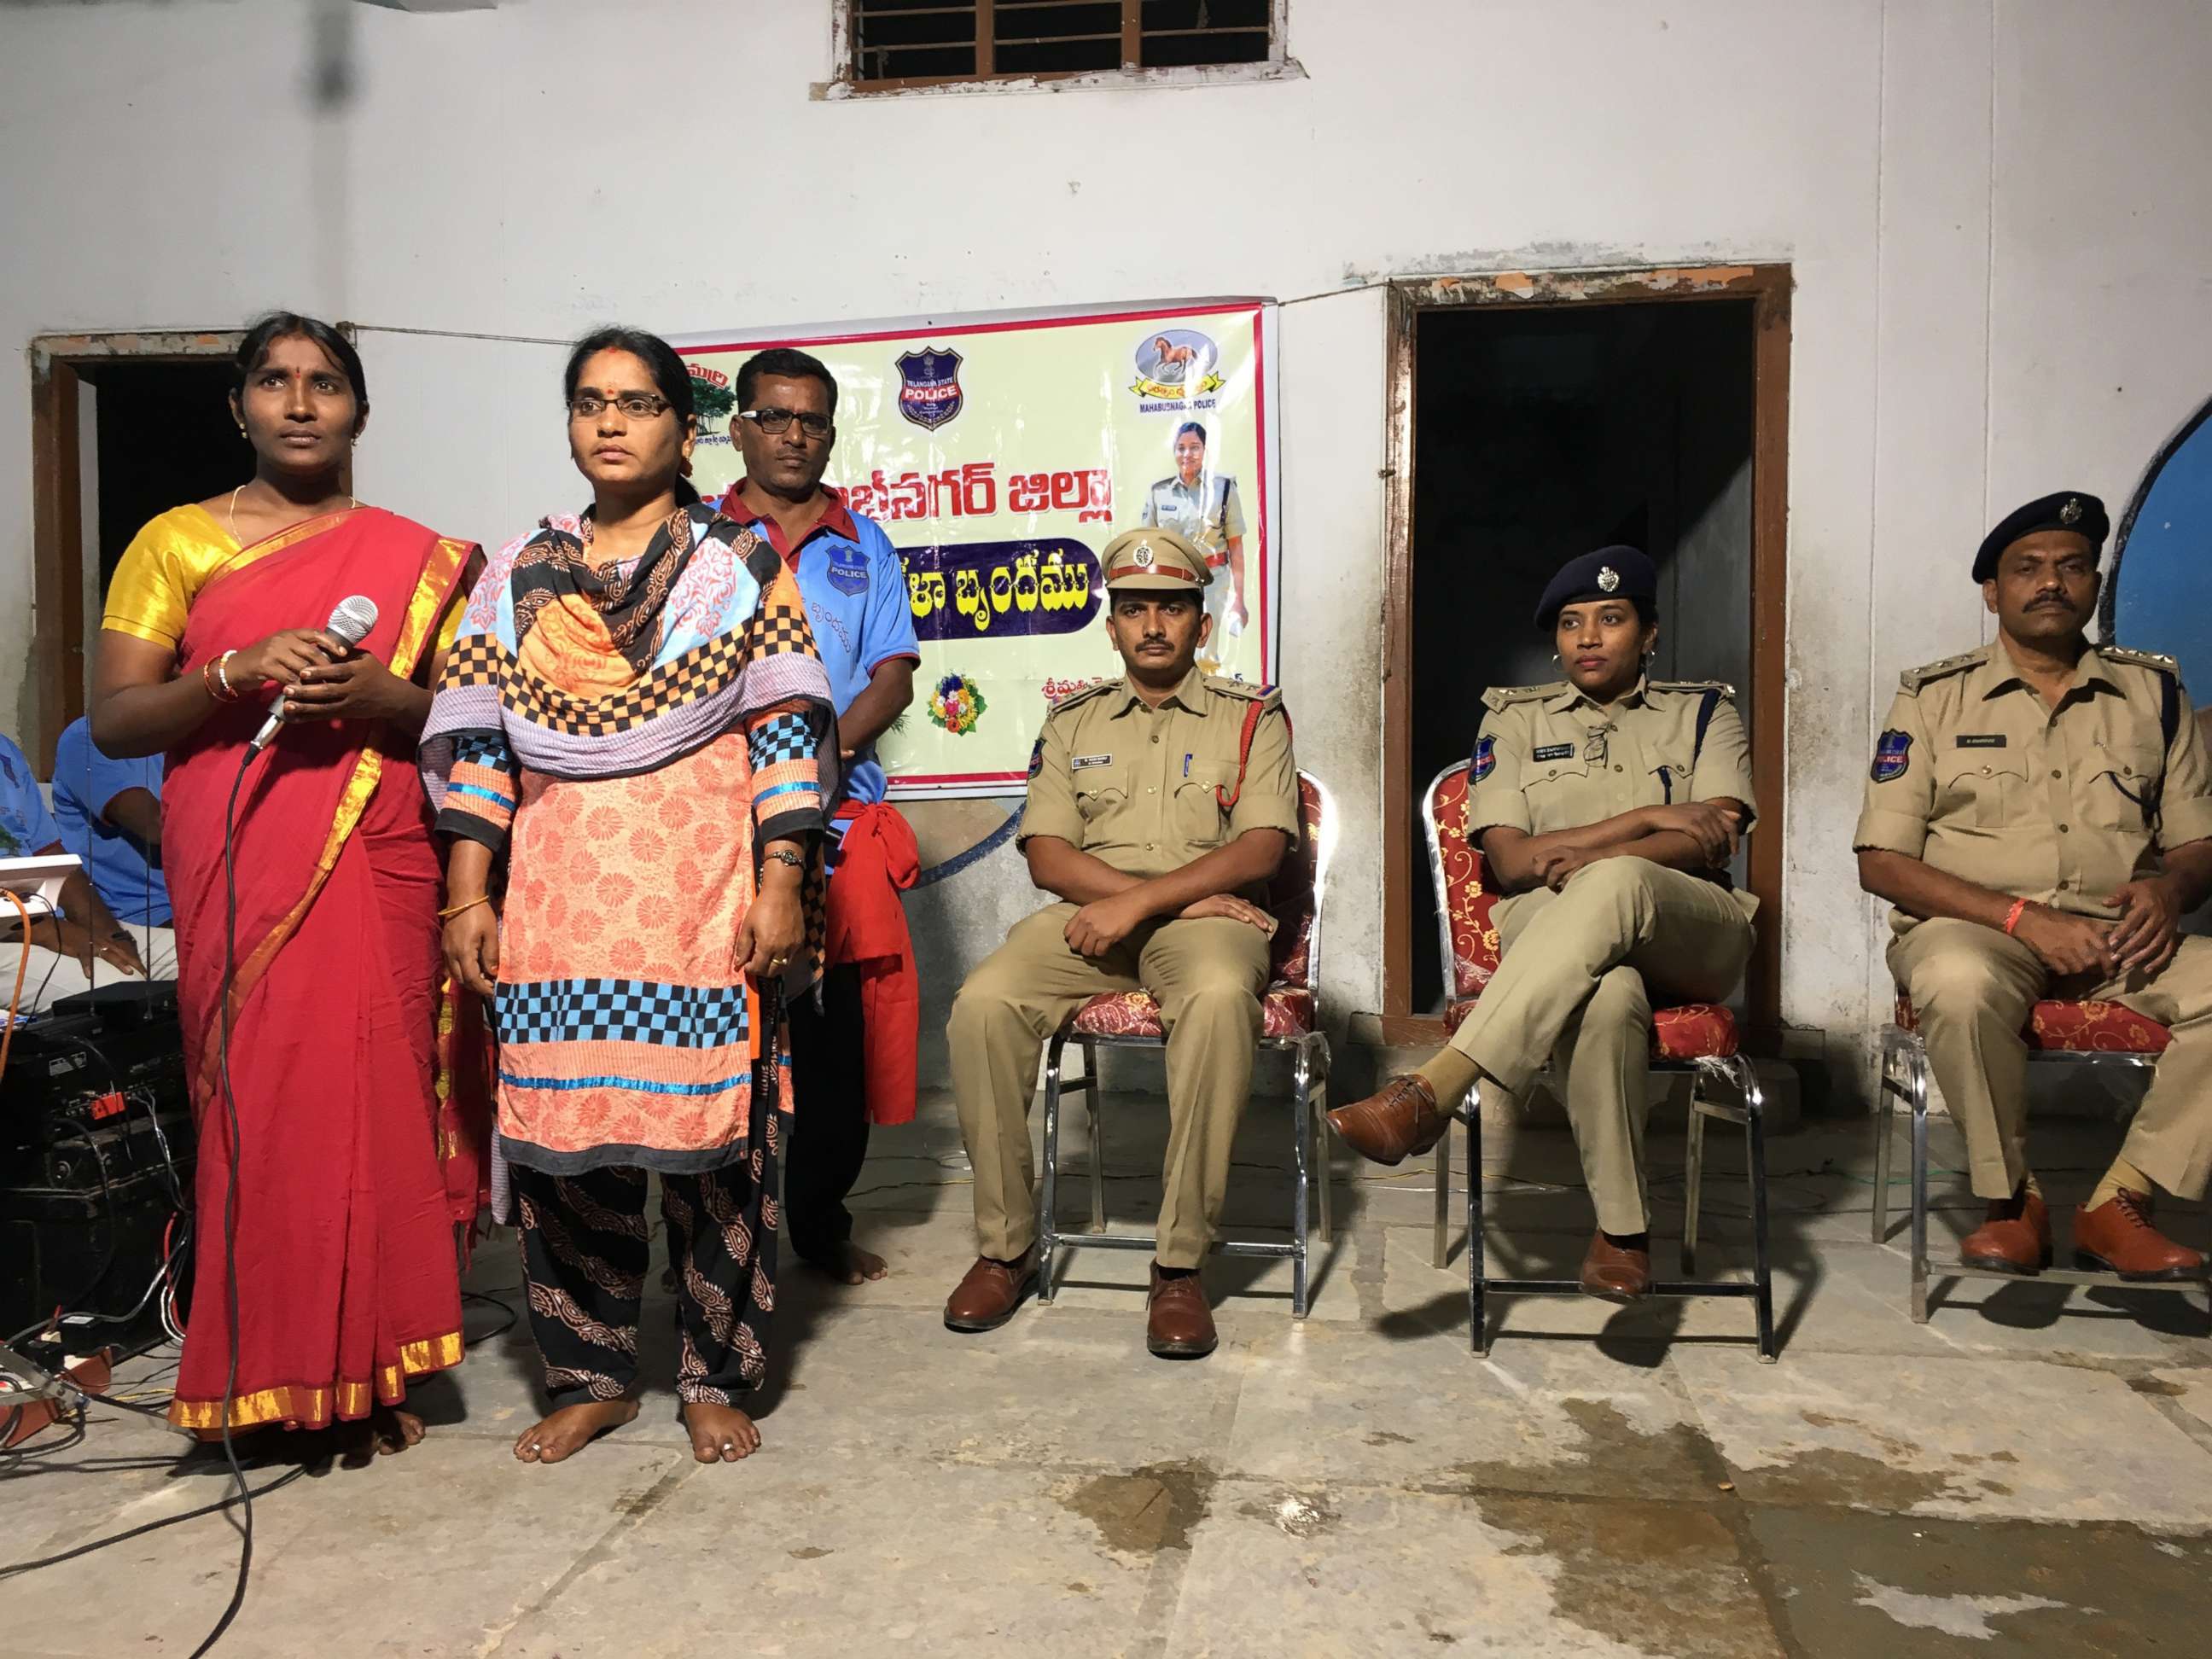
left=1138, top=474, right=1247, bottom=556
left=1854, top=643, right=2212, bottom=930
left=1467, top=677, right=1759, bottom=925
left=1017, top=667, right=1298, bottom=893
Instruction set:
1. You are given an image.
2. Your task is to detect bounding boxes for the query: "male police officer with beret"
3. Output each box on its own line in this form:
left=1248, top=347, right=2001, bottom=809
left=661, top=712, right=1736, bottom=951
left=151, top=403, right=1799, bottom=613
left=1330, top=545, right=1757, bottom=1298
left=942, top=527, right=1300, bottom=1358
left=1857, top=492, right=2212, bottom=1280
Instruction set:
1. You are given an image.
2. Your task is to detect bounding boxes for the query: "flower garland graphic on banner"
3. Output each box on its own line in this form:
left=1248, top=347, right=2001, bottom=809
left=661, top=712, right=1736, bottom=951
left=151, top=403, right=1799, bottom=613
left=928, top=672, right=987, bottom=736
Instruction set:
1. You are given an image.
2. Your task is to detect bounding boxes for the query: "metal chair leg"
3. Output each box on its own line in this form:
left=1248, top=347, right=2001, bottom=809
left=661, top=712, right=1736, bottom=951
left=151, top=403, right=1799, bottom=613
left=1682, top=1086, right=1710, bottom=1277
left=1909, top=1041, right=1932, bottom=1324
left=1871, top=1035, right=1896, bottom=1243
left=1739, top=1058, right=1776, bottom=1362
left=1432, top=1135, right=1451, bottom=1269
left=1291, top=1046, right=1312, bottom=1318
left=1039, top=1033, right=1065, bottom=1303
left=1467, top=1114, right=1487, bottom=1355
left=1083, top=1039, right=1105, bottom=1233
left=1312, top=1045, right=1333, bottom=1244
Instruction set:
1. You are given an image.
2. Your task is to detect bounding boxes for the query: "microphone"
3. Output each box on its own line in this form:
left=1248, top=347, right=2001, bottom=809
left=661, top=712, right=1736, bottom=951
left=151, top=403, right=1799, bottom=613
left=247, top=594, right=381, bottom=751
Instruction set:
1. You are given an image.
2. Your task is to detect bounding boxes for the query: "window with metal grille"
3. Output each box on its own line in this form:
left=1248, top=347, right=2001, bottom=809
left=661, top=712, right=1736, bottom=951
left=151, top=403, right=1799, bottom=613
left=843, top=1, right=1278, bottom=90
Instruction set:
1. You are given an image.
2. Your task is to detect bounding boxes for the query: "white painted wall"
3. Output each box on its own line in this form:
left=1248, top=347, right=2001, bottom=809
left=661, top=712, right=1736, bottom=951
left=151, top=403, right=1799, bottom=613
left=5, top=0, right=2209, bottom=1095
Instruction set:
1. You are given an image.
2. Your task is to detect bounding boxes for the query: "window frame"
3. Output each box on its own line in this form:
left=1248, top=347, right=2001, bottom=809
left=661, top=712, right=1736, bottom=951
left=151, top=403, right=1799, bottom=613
left=829, top=0, right=1296, bottom=96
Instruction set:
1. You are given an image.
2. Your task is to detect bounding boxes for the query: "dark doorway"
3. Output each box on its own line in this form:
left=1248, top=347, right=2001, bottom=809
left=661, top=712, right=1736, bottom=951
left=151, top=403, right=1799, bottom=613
left=90, top=360, right=239, bottom=598
left=1397, top=292, right=1771, bottom=1019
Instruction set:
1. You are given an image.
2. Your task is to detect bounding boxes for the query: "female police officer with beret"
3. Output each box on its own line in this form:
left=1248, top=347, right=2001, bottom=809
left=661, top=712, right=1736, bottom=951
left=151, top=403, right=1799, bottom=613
left=1329, top=545, right=1758, bottom=1298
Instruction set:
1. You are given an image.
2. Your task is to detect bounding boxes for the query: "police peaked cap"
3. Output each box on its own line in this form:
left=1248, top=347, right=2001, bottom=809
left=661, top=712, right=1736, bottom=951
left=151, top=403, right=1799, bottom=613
left=1099, top=527, right=1212, bottom=591
left=1973, top=491, right=2108, bottom=582
left=1534, top=544, right=1657, bottom=631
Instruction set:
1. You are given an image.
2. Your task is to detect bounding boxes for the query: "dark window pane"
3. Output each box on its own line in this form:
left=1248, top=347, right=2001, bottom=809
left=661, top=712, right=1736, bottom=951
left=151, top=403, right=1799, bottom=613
left=997, top=35, right=1122, bottom=75
left=1140, top=0, right=1270, bottom=65
left=854, top=1, right=979, bottom=79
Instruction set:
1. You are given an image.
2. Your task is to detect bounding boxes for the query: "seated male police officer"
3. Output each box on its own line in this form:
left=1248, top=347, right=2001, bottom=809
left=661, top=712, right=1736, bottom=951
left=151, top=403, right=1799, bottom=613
left=944, top=527, right=1299, bottom=1358
left=1857, top=492, right=2212, bottom=1280
left=1330, top=546, right=1757, bottom=1298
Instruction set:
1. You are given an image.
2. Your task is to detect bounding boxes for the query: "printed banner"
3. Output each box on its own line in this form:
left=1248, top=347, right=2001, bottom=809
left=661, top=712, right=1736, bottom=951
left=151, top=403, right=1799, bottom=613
left=673, top=302, right=1280, bottom=798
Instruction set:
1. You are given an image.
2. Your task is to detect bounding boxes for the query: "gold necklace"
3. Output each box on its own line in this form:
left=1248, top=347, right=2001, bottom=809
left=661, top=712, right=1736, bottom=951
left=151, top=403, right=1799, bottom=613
left=227, top=482, right=358, bottom=544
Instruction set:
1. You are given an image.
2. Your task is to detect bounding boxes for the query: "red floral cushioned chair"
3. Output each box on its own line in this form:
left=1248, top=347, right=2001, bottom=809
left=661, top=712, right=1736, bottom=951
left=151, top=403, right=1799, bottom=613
left=1423, top=761, right=1775, bottom=1361
left=1875, top=988, right=2175, bottom=1324
left=1036, top=772, right=1335, bottom=1319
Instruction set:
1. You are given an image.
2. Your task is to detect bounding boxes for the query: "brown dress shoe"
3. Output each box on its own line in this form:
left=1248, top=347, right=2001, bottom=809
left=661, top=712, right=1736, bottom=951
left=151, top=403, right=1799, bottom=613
left=2073, top=1189, right=2206, bottom=1282
left=1959, top=1187, right=2052, bottom=1275
left=1579, top=1231, right=1651, bottom=1301
left=1146, top=1265, right=1218, bottom=1359
left=1326, top=1073, right=1452, bottom=1167
left=943, top=1249, right=1039, bottom=1332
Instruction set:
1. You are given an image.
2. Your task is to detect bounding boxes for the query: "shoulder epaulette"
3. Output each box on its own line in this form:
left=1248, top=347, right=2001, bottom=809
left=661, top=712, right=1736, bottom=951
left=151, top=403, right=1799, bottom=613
left=2096, top=644, right=2180, bottom=677
left=1203, top=676, right=1280, bottom=707
left=1899, top=647, right=1989, bottom=692
left=1649, top=678, right=1737, bottom=698
left=1047, top=678, right=1120, bottom=715
left=1481, top=680, right=1566, bottom=713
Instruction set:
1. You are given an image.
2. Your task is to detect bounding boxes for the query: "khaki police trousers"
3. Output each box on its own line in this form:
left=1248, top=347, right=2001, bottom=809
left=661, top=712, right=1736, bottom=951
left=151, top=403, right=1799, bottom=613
left=1889, top=923, right=2212, bottom=1202
left=948, top=902, right=1272, bottom=1269
left=1446, top=859, right=1755, bottom=1235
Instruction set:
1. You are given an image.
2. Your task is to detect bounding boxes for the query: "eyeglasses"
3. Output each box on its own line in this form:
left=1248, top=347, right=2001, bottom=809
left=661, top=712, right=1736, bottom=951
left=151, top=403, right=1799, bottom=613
left=569, top=393, right=672, bottom=421
left=737, top=407, right=833, bottom=439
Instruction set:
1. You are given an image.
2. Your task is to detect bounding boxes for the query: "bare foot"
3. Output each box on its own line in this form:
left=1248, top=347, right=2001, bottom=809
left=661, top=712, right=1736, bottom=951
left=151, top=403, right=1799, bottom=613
left=680, top=1400, right=761, bottom=1464
left=336, top=1406, right=426, bottom=1466
left=513, top=1397, right=639, bottom=1464
left=811, top=1240, right=888, bottom=1286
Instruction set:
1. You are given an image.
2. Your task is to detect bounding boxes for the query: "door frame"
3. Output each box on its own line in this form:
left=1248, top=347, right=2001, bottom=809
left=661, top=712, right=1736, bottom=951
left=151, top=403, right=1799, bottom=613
left=1378, top=264, right=1793, bottom=1048
left=26, top=330, right=242, bottom=771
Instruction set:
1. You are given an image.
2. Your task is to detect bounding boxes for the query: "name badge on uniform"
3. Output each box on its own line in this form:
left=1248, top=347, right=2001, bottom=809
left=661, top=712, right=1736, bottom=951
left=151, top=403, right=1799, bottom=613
left=1071, top=754, right=1114, bottom=771
left=1533, top=743, right=1576, bottom=762
left=1955, top=734, right=2006, bottom=748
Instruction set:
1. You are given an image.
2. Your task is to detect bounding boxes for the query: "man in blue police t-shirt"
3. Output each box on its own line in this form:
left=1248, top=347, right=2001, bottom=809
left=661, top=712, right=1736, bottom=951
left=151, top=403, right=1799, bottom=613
left=724, top=348, right=922, bottom=1285
left=2, top=728, right=148, bottom=1012
left=51, top=717, right=177, bottom=984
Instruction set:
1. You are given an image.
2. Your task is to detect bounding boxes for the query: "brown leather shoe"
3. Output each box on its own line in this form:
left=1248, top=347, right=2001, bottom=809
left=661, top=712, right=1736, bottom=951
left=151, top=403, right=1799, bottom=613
left=1326, top=1074, right=1452, bottom=1167
left=1959, top=1187, right=2052, bottom=1275
left=1579, top=1231, right=1650, bottom=1301
left=943, top=1249, right=1039, bottom=1332
left=2073, top=1189, right=2206, bottom=1282
left=1146, top=1264, right=1218, bottom=1359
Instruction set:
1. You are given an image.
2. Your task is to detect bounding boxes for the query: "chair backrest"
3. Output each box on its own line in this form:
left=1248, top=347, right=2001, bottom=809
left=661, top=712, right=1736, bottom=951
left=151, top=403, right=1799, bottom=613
left=1265, top=771, right=1332, bottom=992
left=1423, top=760, right=1504, bottom=998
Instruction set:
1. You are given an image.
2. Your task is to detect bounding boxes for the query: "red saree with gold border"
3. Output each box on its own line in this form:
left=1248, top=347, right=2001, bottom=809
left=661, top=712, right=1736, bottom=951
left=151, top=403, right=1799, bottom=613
left=153, top=507, right=484, bottom=1435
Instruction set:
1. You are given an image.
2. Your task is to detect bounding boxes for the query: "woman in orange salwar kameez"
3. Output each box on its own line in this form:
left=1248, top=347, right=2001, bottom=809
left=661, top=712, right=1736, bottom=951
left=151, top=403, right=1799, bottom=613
left=90, top=313, right=486, bottom=1456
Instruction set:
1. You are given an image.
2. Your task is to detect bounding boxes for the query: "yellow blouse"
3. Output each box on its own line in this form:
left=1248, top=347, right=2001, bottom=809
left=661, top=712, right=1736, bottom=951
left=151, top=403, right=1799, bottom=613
left=102, top=504, right=241, bottom=651
left=102, top=503, right=467, bottom=658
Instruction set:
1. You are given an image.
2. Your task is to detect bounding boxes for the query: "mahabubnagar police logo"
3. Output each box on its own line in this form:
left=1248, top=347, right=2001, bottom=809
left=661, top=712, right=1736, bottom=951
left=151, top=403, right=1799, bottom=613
left=1871, top=729, right=1912, bottom=783
left=1131, top=328, right=1225, bottom=404
left=895, top=347, right=963, bottom=431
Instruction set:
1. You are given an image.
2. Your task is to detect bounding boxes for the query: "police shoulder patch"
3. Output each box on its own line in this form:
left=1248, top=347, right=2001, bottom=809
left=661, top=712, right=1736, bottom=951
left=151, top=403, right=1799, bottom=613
left=1481, top=680, right=1566, bottom=713
left=2097, top=644, right=2180, bottom=677
left=1027, top=736, right=1045, bottom=780
left=1871, top=728, right=1913, bottom=783
left=1472, top=735, right=1497, bottom=782
left=1899, top=647, right=1988, bottom=693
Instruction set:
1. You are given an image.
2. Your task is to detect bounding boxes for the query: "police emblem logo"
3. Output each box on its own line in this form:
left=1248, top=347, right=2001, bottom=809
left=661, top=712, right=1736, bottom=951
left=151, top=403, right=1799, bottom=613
left=1598, top=566, right=1621, bottom=593
left=1871, top=728, right=1913, bottom=783
left=1027, top=736, right=1045, bottom=781
left=825, top=543, right=870, bottom=597
left=2059, top=496, right=2083, bottom=526
left=1473, top=735, right=1497, bottom=783
left=894, top=347, right=964, bottom=432
left=1132, top=544, right=1155, bottom=568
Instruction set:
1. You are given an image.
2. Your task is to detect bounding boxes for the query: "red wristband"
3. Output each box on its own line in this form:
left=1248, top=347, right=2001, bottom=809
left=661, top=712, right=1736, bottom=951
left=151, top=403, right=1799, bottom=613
left=2002, top=898, right=2029, bottom=936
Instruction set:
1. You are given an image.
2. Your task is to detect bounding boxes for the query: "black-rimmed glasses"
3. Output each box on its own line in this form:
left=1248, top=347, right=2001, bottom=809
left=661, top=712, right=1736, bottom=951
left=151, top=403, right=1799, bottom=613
left=738, top=407, right=833, bottom=439
left=569, top=393, right=672, bottom=420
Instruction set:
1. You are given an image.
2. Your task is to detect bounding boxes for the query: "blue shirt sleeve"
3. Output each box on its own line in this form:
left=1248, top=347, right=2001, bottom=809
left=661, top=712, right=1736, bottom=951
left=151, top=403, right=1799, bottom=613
left=0, top=733, right=63, bottom=858
left=857, top=521, right=922, bottom=674
left=55, top=718, right=160, bottom=827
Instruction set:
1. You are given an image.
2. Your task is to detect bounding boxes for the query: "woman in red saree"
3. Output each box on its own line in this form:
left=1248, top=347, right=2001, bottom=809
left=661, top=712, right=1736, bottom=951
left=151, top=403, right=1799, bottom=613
left=90, top=314, right=485, bottom=1456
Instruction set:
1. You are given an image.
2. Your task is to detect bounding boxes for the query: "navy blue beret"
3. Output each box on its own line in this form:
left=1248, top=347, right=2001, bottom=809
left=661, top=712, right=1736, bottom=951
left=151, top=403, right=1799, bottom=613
left=1973, top=491, right=2108, bottom=582
left=1534, top=544, right=1657, bottom=631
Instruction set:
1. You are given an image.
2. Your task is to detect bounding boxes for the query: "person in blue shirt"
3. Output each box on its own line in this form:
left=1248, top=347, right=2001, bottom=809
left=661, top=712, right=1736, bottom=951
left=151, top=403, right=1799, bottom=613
left=50, top=715, right=177, bottom=980
left=1, top=729, right=147, bottom=1014
left=725, top=347, right=922, bottom=1285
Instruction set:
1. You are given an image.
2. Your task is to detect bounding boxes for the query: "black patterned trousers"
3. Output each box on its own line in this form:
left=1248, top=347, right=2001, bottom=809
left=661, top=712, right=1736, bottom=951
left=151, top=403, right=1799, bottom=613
left=513, top=1149, right=782, bottom=1408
